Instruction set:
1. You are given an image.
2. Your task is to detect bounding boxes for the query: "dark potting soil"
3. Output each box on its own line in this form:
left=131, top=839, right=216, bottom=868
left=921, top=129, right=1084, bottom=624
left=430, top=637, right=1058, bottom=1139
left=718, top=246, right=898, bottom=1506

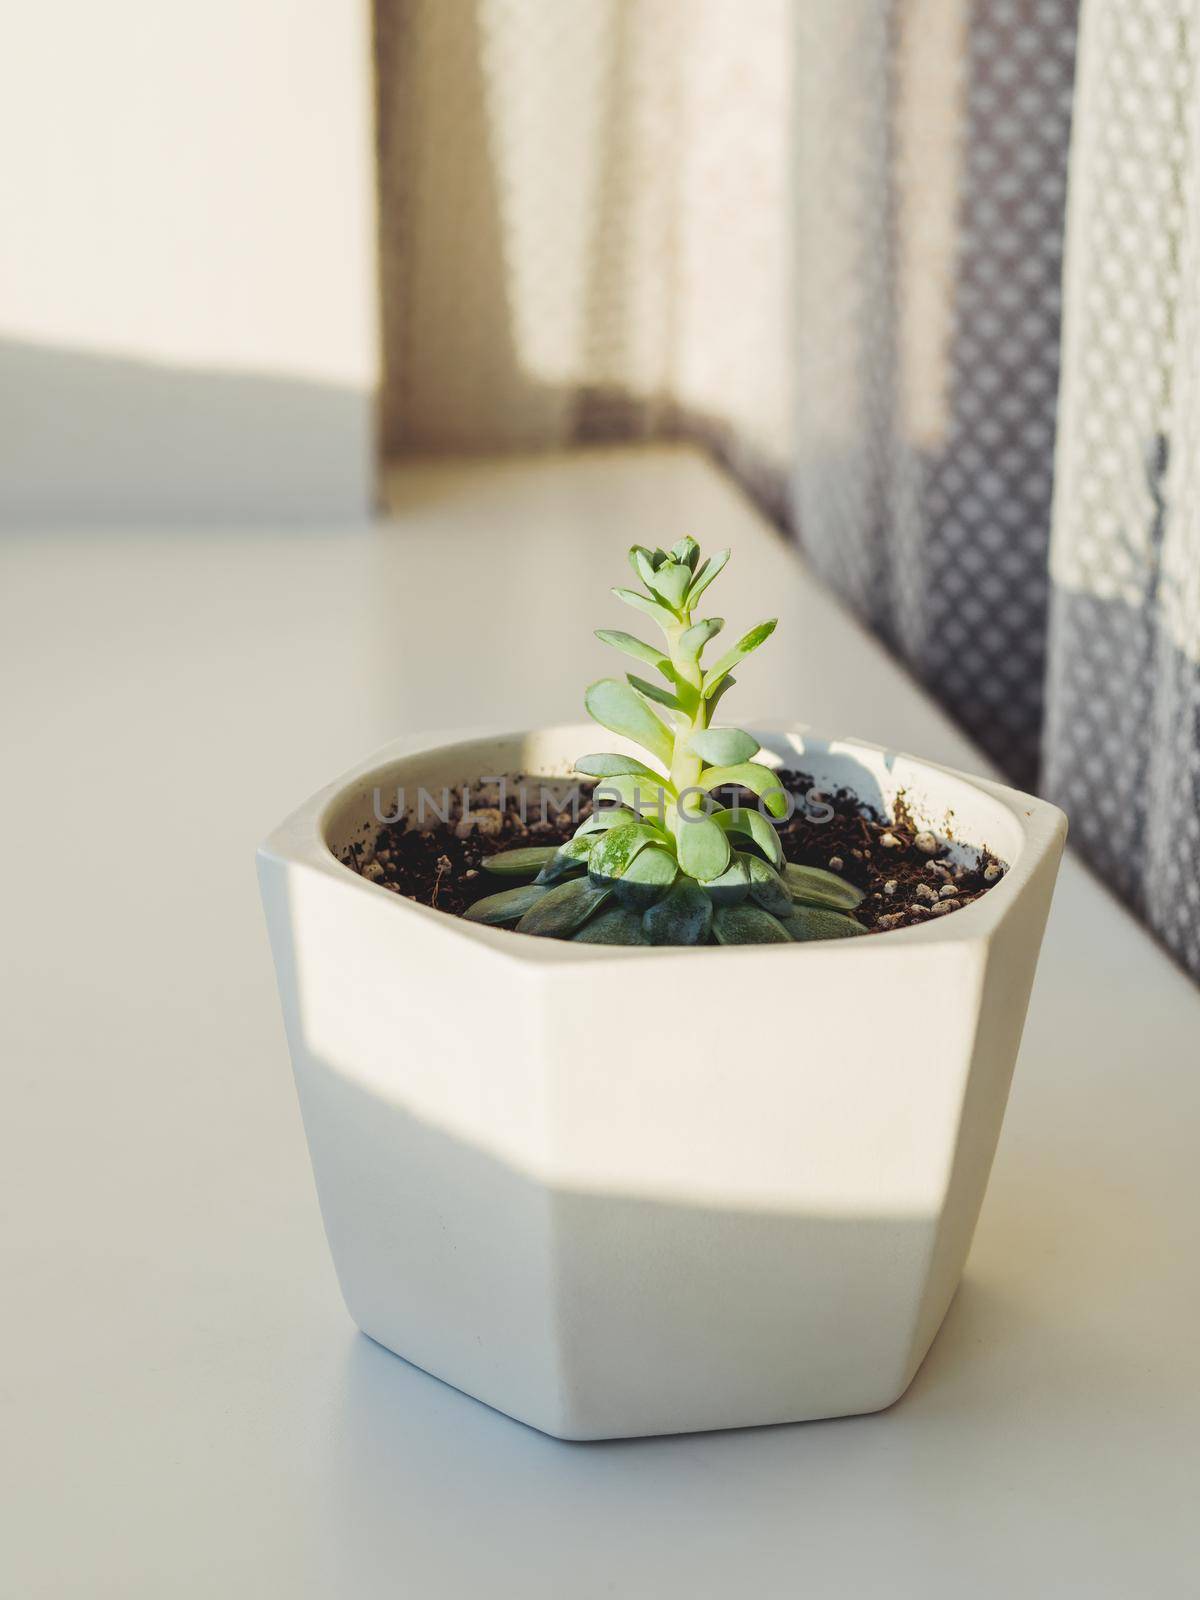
left=340, top=770, right=1006, bottom=934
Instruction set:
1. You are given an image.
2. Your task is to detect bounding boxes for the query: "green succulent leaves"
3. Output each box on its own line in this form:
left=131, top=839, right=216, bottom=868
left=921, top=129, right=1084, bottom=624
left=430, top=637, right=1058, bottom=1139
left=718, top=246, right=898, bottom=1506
left=584, top=679, right=674, bottom=769
left=462, top=882, right=549, bottom=925
left=574, top=752, right=664, bottom=782
left=460, top=541, right=870, bottom=945
left=678, top=617, right=724, bottom=661
left=685, top=547, right=729, bottom=606
left=647, top=561, right=692, bottom=609
left=687, top=727, right=758, bottom=766
left=593, top=629, right=672, bottom=676
left=535, top=833, right=595, bottom=884
left=478, top=845, right=558, bottom=877
left=782, top=862, right=865, bottom=912
left=714, top=804, right=784, bottom=867
left=785, top=904, right=867, bottom=941
left=592, top=772, right=674, bottom=819
left=588, top=821, right=667, bottom=882
left=676, top=812, right=731, bottom=882
left=475, top=825, right=870, bottom=944
left=626, top=673, right=681, bottom=711
left=613, top=845, right=678, bottom=907
left=573, top=906, right=649, bottom=944
left=712, top=902, right=793, bottom=944
left=643, top=879, right=713, bottom=945
left=515, top=877, right=611, bottom=937
left=698, top=761, right=789, bottom=817
left=741, top=852, right=794, bottom=917
left=612, top=587, right=678, bottom=631
left=702, top=619, right=777, bottom=698
left=476, top=823, right=868, bottom=945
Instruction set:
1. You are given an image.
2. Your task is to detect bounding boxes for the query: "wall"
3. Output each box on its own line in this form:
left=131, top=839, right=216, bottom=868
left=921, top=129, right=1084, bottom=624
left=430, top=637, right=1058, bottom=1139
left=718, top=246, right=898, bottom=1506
left=0, top=0, right=379, bottom=523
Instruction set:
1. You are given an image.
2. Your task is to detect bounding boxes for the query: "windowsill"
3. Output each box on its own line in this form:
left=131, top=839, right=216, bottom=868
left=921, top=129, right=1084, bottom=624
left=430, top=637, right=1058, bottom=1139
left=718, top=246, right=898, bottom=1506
left=3, top=445, right=1196, bottom=1595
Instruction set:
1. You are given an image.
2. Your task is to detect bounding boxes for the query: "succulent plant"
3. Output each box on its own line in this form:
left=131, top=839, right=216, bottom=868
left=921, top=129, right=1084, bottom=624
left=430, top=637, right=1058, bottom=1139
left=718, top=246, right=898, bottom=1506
left=465, top=539, right=866, bottom=945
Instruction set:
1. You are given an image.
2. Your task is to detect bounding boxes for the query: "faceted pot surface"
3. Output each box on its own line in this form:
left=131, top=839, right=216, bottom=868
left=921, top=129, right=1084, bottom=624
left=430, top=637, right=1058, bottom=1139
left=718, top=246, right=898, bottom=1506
left=258, top=724, right=1066, bottom=1438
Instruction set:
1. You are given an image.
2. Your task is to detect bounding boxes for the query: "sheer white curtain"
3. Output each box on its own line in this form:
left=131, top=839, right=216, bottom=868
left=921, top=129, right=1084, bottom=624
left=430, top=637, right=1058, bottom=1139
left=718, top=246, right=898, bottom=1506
left=375, top=0, right=796, bottom=507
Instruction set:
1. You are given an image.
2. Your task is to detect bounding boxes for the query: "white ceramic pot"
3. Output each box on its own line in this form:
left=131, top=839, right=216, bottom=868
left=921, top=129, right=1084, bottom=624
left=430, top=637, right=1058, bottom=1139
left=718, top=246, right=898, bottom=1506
left=258, top=723, right=1065, bottom=1440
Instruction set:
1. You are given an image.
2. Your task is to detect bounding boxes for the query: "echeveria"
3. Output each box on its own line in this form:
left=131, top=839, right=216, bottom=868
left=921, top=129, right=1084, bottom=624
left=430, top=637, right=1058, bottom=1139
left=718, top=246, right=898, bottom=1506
left=466, top=539, right=867, bottom=945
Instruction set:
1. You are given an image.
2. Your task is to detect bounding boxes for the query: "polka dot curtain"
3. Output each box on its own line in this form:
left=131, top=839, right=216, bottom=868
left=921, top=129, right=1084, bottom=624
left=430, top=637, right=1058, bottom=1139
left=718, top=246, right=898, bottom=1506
left=1046, top=0, right=1200, bottom=979
left=789, top=0, right=1078, bottom=790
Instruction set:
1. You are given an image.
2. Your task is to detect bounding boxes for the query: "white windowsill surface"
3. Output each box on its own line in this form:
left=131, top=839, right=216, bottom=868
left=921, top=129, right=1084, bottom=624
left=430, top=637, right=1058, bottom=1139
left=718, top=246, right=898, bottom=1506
left=2, top=445, right=1197, bottom=1597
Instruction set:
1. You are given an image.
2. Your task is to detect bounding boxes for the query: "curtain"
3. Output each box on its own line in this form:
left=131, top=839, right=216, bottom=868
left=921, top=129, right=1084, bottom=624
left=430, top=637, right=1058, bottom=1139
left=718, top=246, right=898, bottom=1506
left=1045, top=0, right=1200, bottom=978
left=374, top=0, right=1200, bottom=983
left=790, top=0, right=1077, bottom=789
left=374, top=0, right=798, bottom=518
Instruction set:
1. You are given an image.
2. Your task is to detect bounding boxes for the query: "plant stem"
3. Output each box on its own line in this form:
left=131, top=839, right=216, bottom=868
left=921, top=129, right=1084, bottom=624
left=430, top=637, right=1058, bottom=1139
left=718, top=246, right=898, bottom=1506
left=665, top=614, right=707, bottom=823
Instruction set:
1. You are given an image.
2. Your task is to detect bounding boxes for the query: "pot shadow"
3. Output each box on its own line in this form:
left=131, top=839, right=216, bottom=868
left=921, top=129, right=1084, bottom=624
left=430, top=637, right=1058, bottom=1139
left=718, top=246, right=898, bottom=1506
left=314, top=1248, right=1021, bottom=1592
left=315, top=1246, right=1190, bottom=1596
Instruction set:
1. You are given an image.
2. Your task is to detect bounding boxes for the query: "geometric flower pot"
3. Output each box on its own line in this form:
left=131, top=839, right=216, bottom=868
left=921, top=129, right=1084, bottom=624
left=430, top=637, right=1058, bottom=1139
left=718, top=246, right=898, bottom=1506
left=257, top=723, right=1066, bottom=1439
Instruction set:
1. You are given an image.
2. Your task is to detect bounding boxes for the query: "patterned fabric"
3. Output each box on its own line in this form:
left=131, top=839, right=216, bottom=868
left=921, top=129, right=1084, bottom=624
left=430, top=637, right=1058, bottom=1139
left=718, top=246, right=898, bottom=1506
left=374, top=0, right=1200, bottom=980
left=1046, top=0, right=1200, bottom=979
left=792, top=0, right=1078, bottom=788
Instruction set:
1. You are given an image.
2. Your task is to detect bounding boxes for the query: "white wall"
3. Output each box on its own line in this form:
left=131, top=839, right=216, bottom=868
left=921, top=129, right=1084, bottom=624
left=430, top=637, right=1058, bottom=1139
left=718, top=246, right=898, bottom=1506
left=0, top=0, right=379, bottom=522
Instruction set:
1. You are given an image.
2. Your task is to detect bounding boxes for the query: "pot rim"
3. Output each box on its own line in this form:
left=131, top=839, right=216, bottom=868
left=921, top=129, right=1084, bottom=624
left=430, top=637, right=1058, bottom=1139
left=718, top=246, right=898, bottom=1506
left=258, top=721, right=1067, bottom=965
